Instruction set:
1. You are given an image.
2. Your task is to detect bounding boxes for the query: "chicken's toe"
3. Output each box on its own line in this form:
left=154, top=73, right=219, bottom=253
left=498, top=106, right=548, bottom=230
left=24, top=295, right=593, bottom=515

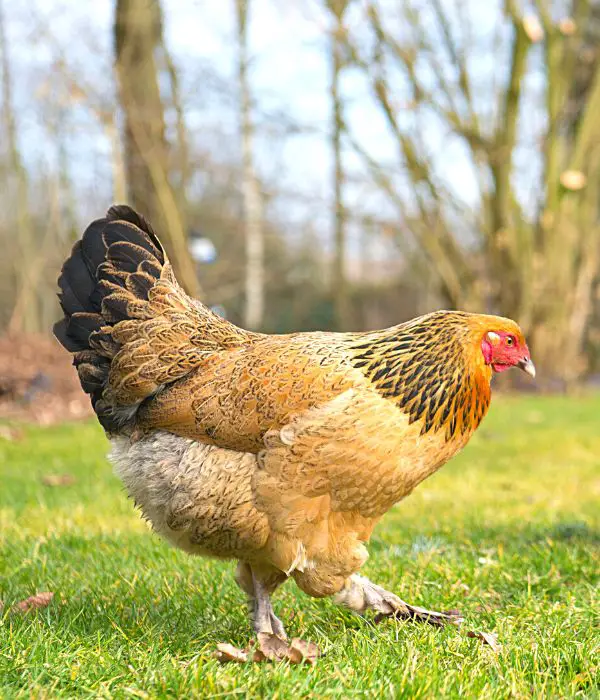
left=375, top=603, right=463, bottom=627
left=269, top=611, right=288, bottom=640
left=335, top=574, right=463, bottom=627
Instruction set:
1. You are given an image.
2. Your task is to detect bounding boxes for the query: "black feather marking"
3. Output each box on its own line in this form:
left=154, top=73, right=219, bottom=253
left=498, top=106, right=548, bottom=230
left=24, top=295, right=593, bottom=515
left=58, top=242, right=96, bottom=312
left=106, top=205, right=165, bottom=263
left=349, top=311, right=492, bottom=440
left=372, top=366, right=389, bottom=382
left=404, top=385, right=421, bottom=404
left=73, top=349, right=109, bottom=368
left=97, top=261, right=129, bottom=287
left=139, top=258, right=162, bottom=279
left=55, top=313, right=101, bottom=353
left=125, top=272, right=154, bottom=300
left=53, top=318, right=82, bottom=352
left=54, top=205, right=168, bottom=432
left=78, top=363, right=108, bottom=392
left=80, top=218, right=109, bottom=277
left=96, top=279, right=130, bottom=300
left=101, top=295, right=133, bottom=323
left=107, top=241, right=155, bottom=272
left=57, top=278, right=86, bottom=317
left=103, top=221, right=163, bottom=263
left=89, top=329, right=120, bottom=356
left=448, top=415, right=457, bottom=439
left=440, top=399, right=452, bottom=425
left=67, top=312, right=103, bottom=343
left=378, top=379, right=396, bottom=392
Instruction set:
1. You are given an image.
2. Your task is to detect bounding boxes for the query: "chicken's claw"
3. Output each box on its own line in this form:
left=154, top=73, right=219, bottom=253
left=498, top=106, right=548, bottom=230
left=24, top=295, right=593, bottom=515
left=375, top=603, right=464, bottom=627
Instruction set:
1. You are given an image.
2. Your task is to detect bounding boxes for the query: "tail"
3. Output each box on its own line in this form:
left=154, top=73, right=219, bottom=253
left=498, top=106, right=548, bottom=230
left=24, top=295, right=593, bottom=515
left=54, top=205, right=249, bottom=433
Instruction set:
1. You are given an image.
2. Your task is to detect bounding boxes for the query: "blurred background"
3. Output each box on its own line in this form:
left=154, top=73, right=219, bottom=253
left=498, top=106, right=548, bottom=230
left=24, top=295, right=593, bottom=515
left=1, top=0, right=600, bottom=422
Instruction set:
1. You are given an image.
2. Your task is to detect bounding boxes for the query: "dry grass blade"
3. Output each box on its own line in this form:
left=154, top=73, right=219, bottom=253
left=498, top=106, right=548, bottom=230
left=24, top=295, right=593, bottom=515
left=14, top=592, right=54, bottom=613
left=467, top=630, right=502, bottom=653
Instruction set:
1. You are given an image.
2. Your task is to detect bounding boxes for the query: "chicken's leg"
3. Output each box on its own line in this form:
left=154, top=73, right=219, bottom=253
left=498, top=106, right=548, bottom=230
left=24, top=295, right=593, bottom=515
left=230, top=563, right=320, bottom=663
left=235, top=563, right=287, bottom=638
left=334, top=574, right=463, bottom=626
left=250, top=573, right=288, bottom=638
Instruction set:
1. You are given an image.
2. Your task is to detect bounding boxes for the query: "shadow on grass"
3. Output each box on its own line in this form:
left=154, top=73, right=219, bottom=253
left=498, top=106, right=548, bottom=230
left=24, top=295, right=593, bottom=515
left=370, top=519, right=600, bottom=554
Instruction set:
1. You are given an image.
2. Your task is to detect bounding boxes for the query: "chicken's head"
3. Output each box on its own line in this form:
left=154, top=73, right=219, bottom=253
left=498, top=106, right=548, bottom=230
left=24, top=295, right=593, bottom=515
left=481, top=326, right=535, bottom=377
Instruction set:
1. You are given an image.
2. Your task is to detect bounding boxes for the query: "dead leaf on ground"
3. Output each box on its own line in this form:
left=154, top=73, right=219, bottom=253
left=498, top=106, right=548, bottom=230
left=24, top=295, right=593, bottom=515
left=254, top=632, right=292, bottom=661
left=215, top=634, right=321, bottom=665
left=214, top=642, right=248, bottom=663
left=0, top=425, right=23, bottom=441
left=287, top=638, right=321, bottom=665
left=13, top=591, right=54, bottom=613
left=41, top=474, right=76, bottom=487
left=467, top=630, right=502, bottom=653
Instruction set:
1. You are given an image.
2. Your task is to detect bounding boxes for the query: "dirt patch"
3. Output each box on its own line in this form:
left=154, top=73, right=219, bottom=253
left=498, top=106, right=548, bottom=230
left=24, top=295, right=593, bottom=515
left=0, top=333, right=92, bottom=425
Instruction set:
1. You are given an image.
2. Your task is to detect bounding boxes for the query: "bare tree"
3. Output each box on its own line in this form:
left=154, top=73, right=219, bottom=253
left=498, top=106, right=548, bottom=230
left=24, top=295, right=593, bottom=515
left=236, top=0, right=265, bottom=330
left=341, top=0, right=600, bottom=384
left=1, top=0, right=40, bottom=334
left=327, top=0, right=351, bottom=331
left=114, top=0, right=199, bottom=296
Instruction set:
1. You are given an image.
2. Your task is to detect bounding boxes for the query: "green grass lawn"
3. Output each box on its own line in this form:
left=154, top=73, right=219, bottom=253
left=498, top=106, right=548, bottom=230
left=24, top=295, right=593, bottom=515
left=1, top=395, right=599, bottom=698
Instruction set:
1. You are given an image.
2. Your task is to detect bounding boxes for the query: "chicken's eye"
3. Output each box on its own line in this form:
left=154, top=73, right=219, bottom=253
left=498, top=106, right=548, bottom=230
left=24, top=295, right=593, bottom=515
left=506, top=336, right=514, bottom=346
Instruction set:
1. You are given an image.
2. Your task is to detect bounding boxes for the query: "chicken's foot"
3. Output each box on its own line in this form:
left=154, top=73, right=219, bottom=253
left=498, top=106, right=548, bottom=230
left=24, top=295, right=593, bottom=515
left=334, top=574, right=463, bottom=627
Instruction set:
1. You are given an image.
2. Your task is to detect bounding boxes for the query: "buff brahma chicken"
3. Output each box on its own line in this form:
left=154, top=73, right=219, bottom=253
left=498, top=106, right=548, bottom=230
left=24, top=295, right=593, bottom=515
left=54, top=206, right=535, bottom=660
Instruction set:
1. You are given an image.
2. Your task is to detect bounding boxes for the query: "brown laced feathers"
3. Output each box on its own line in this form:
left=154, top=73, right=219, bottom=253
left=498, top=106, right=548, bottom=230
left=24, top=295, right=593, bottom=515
left=349, top=311, right=512, bottom=441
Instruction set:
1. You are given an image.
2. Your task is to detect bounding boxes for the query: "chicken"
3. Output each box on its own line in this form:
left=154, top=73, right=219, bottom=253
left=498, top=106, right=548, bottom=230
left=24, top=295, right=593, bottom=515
left=54, top=205, right=535, bottom=655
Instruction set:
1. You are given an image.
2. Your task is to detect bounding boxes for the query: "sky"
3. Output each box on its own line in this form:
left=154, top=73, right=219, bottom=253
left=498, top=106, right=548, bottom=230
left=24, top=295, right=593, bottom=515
left=2, top=0, right=522, bottom=261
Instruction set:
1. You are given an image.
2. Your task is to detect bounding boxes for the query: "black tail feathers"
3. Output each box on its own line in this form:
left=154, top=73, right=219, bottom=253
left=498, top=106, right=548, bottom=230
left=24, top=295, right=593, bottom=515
left=53, top=205, right=165, bottom=429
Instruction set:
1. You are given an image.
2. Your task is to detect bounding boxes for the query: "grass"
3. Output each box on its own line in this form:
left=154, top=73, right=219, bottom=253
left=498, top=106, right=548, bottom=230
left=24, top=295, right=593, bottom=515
left=1, top=394, right=599, bottom=699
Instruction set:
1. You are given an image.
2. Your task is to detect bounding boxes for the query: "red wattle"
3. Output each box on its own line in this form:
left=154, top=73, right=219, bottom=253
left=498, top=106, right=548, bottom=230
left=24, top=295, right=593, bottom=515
left=481, top=338, right=493, bottom=365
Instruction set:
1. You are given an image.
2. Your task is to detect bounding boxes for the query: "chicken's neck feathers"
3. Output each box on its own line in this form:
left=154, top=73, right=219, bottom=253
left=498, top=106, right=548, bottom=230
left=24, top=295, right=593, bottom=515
left=349, top=311, right=493, bottom=442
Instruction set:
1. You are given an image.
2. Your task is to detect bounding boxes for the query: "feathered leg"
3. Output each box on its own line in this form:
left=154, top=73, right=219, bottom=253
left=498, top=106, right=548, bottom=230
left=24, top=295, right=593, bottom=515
left=334, top=574, right=463, bottom=626
left=235, top=562, right=287, bottom=638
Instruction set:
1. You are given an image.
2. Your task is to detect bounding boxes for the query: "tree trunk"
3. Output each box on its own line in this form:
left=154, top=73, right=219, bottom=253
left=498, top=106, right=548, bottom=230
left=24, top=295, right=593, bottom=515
left=114, top=0, right=199, bottom=297
left=329, top=2, right=350, bottom=331
left=236, top=0, right=265, bottom=330
left=1, top=0, right=40, bottom=334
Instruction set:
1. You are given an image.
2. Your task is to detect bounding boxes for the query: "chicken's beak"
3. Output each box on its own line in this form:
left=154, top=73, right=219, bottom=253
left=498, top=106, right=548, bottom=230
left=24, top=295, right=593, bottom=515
left=518, top=357, right=536, bottom=378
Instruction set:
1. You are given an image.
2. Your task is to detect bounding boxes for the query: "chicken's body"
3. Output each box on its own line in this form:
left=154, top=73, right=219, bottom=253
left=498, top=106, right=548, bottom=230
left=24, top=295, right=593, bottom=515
left=54, top=207, right=534, bottom=652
